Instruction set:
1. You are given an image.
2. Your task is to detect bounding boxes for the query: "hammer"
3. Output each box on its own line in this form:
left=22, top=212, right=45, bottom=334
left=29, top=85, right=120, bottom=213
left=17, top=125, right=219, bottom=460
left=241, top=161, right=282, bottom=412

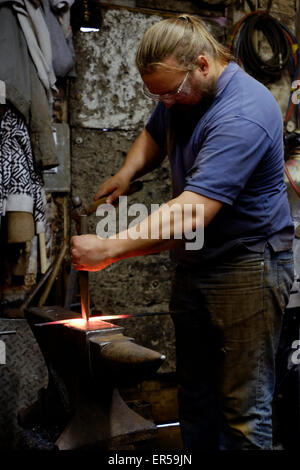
left=69, top=180, right=143, bottom=320
left=71, top=180, right=143, bottom=232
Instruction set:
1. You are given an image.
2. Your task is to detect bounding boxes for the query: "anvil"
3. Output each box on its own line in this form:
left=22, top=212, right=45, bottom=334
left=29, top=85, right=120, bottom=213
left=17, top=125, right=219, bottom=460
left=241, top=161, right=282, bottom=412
left=20, top=306, right=165, bottom=450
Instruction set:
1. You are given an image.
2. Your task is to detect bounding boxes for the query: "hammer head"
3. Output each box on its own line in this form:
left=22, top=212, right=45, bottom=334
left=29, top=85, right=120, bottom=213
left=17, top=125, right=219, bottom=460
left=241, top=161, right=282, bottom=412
left=72, top=195, right=83, bottom=208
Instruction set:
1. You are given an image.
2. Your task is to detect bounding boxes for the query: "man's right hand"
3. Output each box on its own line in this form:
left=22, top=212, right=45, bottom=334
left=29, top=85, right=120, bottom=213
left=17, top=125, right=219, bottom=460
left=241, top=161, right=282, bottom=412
left=94, top=173, right=131, bottom=205
left=94, top=128, right=162, bottom=204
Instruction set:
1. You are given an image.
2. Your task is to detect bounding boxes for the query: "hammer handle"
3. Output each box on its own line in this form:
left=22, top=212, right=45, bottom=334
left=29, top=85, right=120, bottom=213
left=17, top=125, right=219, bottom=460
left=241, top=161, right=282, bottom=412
left=80, top=214, right=88, bottom=235
left=86, top=180, right=143, bottom=216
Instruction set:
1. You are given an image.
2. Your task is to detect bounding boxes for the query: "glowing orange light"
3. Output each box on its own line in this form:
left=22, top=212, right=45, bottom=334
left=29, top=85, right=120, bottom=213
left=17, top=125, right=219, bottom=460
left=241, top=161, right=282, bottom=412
left=37, top=314, right=130, bottom=329
left=62, top=315, right=130, bottom=331
left=90, top=314, right=129, bottom=321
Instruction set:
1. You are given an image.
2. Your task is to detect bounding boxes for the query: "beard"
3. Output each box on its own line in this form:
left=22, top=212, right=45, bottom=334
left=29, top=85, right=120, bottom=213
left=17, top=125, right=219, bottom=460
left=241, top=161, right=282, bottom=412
left=167, top=78, right=218, bottom=145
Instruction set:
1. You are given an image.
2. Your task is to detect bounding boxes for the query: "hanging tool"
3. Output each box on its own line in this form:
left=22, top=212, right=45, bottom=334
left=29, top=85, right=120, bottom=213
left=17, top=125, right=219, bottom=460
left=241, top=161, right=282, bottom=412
left=38, top=198, right=69, bottom=307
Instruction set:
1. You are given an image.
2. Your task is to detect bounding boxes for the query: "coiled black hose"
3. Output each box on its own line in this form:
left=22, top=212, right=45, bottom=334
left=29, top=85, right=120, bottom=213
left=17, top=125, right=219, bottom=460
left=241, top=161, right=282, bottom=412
left=229, top=10, right=300, bottom=123
left=236, top=13, right=291, bottom=83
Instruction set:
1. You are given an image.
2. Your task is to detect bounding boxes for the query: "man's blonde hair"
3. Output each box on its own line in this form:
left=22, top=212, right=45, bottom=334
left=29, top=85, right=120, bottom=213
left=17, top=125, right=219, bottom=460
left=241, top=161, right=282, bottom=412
left=136, top=14, right=232, bottom=75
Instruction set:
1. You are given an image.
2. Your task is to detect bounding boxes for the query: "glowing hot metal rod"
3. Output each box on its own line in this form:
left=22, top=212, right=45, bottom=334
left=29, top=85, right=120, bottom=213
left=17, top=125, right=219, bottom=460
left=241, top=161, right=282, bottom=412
left=79, top=214, right=90, bottom=322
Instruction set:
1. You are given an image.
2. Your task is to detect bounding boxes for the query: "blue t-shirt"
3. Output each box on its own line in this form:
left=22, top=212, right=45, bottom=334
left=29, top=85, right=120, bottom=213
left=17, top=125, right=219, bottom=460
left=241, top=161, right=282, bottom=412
left=146, top=62, right=294, bottom=264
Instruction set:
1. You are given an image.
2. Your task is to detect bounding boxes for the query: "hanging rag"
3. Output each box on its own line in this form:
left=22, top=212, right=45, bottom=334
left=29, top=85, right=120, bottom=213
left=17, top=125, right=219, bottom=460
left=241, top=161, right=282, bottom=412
left=41, top=0, right=75, bottom=78
left=13, top=0, right=57, bottom=99
left=51, top=0, right=74, bottom=9
left=0, top=107, right=46, bottom=234
left=0, top=2, right=59, bottom=169
left=50, top=0, right=76, bottom=76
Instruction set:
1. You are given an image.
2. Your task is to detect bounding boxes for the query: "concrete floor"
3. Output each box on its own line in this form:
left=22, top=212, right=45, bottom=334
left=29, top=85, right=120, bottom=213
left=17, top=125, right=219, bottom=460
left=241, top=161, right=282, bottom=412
left=129, top=423, right=183, bottom=452
left=151, top=424, right=183, bottom=450
left=121, top=374, right=183, bottom=450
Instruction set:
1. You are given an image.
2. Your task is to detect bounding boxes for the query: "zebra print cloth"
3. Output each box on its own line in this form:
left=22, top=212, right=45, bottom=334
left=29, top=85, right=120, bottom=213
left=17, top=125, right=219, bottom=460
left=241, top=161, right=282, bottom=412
left=0, top=107, right=45, bottom=232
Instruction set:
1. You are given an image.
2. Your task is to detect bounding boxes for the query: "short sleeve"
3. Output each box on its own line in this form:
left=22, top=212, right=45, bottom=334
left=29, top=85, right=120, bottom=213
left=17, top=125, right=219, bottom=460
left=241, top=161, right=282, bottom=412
left=184, top=117, right=272, bottom=205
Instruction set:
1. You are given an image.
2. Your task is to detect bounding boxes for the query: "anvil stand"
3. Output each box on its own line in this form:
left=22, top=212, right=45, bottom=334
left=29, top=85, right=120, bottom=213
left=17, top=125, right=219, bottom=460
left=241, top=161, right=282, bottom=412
left=19, top=306, right=165, bottom=450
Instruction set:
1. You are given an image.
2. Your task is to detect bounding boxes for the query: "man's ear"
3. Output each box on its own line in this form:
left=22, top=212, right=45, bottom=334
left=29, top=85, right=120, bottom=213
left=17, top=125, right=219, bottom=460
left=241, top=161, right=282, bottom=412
left=196, top=55, right=209, bottom=75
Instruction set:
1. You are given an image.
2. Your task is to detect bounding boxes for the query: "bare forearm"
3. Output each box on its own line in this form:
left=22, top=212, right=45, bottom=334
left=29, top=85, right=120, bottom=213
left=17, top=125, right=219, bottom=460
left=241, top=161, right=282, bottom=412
left=95, top=128, right=164, bottom=203
left=104, top=191, right=222, bottom=261
left=118, top=128, right=165, bottom=181
left=71, top=191, right=223, bottom=272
